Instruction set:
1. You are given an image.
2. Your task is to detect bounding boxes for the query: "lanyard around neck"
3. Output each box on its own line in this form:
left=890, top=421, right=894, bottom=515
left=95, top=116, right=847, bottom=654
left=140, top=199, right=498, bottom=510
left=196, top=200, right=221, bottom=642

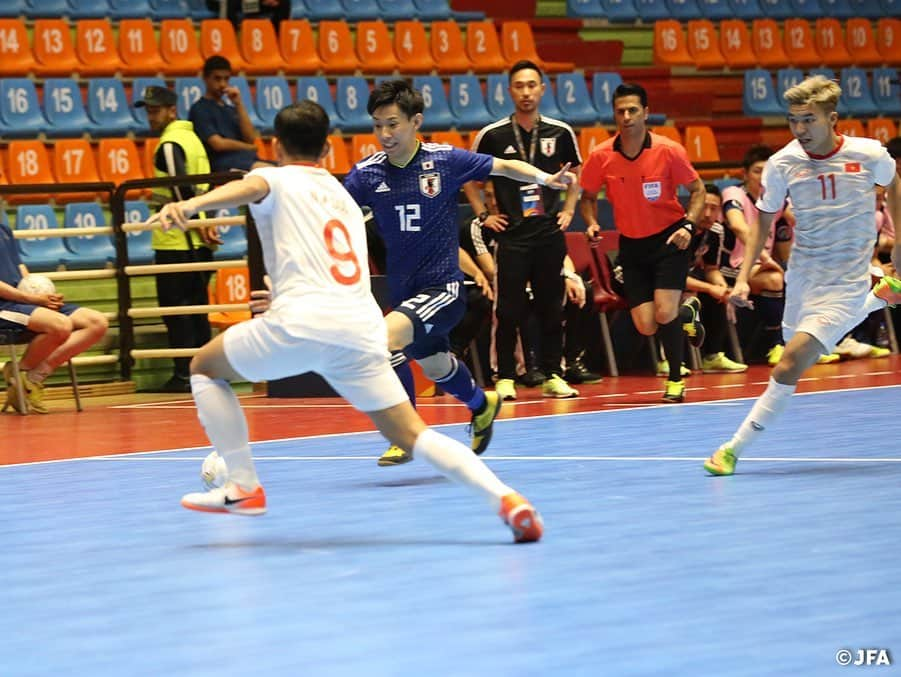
left=510, top=115, right=540, bottom=165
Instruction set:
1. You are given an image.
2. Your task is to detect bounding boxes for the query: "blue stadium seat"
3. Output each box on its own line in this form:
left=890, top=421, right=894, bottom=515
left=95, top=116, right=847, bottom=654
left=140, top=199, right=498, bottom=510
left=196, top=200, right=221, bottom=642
left=591, top=72, right=623, bottom=124
left=43, top=79, right=101, bottom=138
left=599, top=0, right=639, bottom=20
left=377, top=0, right=418, bottom=20
left=412, top=76, right=455, bottom=131
left=759, top=0, right=793, bottom=17
left=67, top=0, right=111, bottom=18
left=873, top=68, right=901, bottom=117
left=342, top=0, right=381, bottom=20
left=335, top=77, right=372, bottom=133
left=449, top=75, right=493, bottom=131
left=14, top=206, right=71, bottom=272
left=184, top=0, right=216, bottom=18
left=743, top=69, right=785, bottom=117
left=288, top=0, right=308, bottom=18
left=555, top=73, right=599, bottom=127
left=0, top=79, right=48, bottom=138
left=666, top=0, right=703, bottom=18
left=848, top=0, right=883, bottom=16
left=211, top=207, right=248, bottom=260
left=122, top=200, right=153, bottom=265
left=697, top=0, right=733, bottom=18
left=254, top=76, right=292, bottom=135
left=0, top=1, right=26, bottom=17
left=776, top=68, right=804, bottom=99
left=634, top=0, right=671, bottom=21
left=63, top=203, right=116, bottom=269
left=839, top=68, right=878, bottom=117
left=539, top=76, right=565, bottom=121
left=296, top=77, right=339, bottom=129
left=818, top=0, right=854, bottom=16
left=229, top=76, right=267, bottom=131
left=727, top=0, right=763, bottom=17
left=789, top=0, right=824, bottom=18
left=87, top=78, right=140, bottom=136
left=879, top=0, right=900, bottom=15
left=485, top=74, right=514, bottom=119
left=567, top=0, right=604, bottom=16
left=304, top=0, right=344, bottom=19
left=174, top=77, right=205, bottom=121
left=108, top=0, right=152, bottom=18
left=713, top=177, right=742, bottom=191
left=131, top=77, right=167, bottom=134
left=24, top=0, right=70, bottom=17
left=415, top=0, right=484, bottom=20
left=808, top=67, right=836, bottom=81
left=149, top=0, right=188, bottom=19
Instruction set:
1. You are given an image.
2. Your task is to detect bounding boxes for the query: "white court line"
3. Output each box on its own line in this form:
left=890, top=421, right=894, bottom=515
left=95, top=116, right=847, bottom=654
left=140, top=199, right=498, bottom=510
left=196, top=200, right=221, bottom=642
left=84, top=455, right=901, bottom=463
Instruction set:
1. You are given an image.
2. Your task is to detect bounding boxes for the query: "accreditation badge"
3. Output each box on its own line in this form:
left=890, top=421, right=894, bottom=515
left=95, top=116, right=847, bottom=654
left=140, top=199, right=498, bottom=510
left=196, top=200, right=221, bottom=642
left=520, top=183, right=545, bottom=217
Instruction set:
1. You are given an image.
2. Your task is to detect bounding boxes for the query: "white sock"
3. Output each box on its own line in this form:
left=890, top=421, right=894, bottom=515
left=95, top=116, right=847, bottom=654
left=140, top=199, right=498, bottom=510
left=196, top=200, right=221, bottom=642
left=412, top=428, right=513, bottom=510
left=190, top=373, right=259, bottom=489
left=729, top=377, right=796, bottom=456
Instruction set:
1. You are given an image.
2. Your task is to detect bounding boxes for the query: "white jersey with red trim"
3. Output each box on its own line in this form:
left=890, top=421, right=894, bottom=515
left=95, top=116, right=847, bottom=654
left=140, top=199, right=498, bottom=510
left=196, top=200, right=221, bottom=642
left=247, top=165, right=386, bottom=352
left=757, top=135, right=895, bottom=288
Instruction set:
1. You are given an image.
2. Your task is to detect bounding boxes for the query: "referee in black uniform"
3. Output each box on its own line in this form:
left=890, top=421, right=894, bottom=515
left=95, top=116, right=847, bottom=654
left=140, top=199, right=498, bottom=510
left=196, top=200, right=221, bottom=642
left=464, top=59, right=582, bottom=401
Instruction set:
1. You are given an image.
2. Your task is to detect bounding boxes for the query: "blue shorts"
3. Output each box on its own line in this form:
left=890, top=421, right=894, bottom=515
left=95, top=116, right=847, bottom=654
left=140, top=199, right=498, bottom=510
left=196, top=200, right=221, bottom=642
left=394, top=282, right=466, bottom=360
left=0, top=301, right=79, bottom=331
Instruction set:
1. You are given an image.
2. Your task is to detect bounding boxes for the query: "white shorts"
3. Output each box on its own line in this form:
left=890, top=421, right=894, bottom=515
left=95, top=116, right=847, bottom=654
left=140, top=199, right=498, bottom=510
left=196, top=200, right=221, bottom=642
left=783, top=276, right=869, bottom=354
left=223, top=315, right=409, bottom=413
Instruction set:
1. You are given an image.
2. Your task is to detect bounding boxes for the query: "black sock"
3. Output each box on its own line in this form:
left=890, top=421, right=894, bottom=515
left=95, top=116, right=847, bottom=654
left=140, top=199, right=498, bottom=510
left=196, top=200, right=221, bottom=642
left=657, top=318, right=685, bottom=382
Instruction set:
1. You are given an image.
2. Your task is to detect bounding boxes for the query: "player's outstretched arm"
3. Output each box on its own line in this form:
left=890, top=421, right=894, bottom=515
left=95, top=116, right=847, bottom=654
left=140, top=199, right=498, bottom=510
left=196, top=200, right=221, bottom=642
left=490, top=158, right=575, bottom=190
left=149, top=175, right=270, bottom=231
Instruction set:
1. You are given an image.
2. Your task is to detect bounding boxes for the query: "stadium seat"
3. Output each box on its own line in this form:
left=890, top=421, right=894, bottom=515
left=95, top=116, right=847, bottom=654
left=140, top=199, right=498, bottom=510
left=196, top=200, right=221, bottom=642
left=254, top=76, right=292, bottom=134
left=416, top=0, right=479, bottom=19
left=814, top=19, right=853, bottom=68
left=751, top=19, right=790, bottom=69
left=318, top=20, right=359, bottom=74
left=356, top=20, right=398, bottom=73
left=210, top=208, right=247, bottom=260
left=485, top=73, right=515, bottom=118
left=7, top=141, right=55, bottom=188
left=412, top=76, right=454, bottom=131
left=201, top=19, right=247, bottom=72
left=185, top=0, right=216, bottom=18
left=696, top=0, right=732, bottom=18
left=686, top=20, right=725, bottom=69
left=87, top=78, right=139, bottom=136
left=0, top=79, right=48, bottom=138
left=335, top=77, right=372, bottom=133
left=567, top=0, right=605, bottom=18
left=287, top=0, right=308, bottom=17
left=719, top=19, right=757, bottom=70
left=122, top=199, right=153, bottom=265
left=431, top=21, right=472, bottom=74
left=555, top=73, right=599, bottom=127
left=635, top=0, right=672, bottom=20
left=304, top=0, right=344, bottom=19
left=665, top=0, right=703, bottom=19
left=835, top=118, right=865, bottom=137
left=430, top=130, right=467, bottom=148
left=539, top=75, right=565, bottom=120
left=75, top=19, right=121, bottom=77
left=42, top=79, right=97, bottom=138
left=52, top=140, right=102, bottom=193
left=278, top=20, right=321, bottom=75
left=141, top=137, right=159, bottom=177
left=63, top=202, right=116, bottom=269
left=130, top=76, right=167, bottom=132
left=783, top=19, right=821, bottom=69
left=876, top=19, right=901, bottom=65
left=240, top=18, right=287, bottom=75
left=14, top=205, right=71, bottom=271
left=97, top=138, right=145, bottom=186
left=33, top=19, right=80, bottom=77
left=466, top=21, right=508, bottom=73
left=150, top=0, right=189, bottom=19
left=839, top=67, right=878, bottom=116
left=591, top=72, right=623, bottom=124
left=654, top=20, right=693, bottom=67
left=174, top=77, right=204, bottom=120
left=296, top=76, right=339, bottom=127
left=867, top=117, right=898, bottom=144
left=881, top=0, right=901, bottom=13
left=816, top=0, right=855, bottom=18
left=0, top=19, right=38, bottom=76
left=727, top=0, right=763, bottom=18
left=598, top=0, right=639, bottom=22
left=449, top=75, right=493, bottom=131
left=118, top=19, right=167, bottom=76
left=159, top=19, right=204, bottom=76
left=873, top=67, right=901, bottom=117
left=208, top=266, right=252, bottom=328
left=500, top=22, right=574, bottom=74
left=378, top=0, right=418, bottom=21
left=322, top=135, right=352, bottom=174
left=789, top=0, right=825, bottom=18
left=342, top=0, right=380, bottom=20
left=776, top=67, right=804, bottom=99
left=229, top=76, right=267, bottom=130
left=743, top=69, right=785, bottom=116
left=0, top=1, right=26, bottom=17
left=845, top=18, right=883, bottom=67
left=351, top=133, right=380, bottom=163
left=108, top=0, right=153, bottom=19
left=579, top=126, right=611, bottom=160
left=684, top=125, right=720, bottom=163
left=24, top=0, right=70, bottom=17
left=849, top=0, right=884, bottom=17
left=651, top=125, right=682, bottom=144
left=394, top=21, right=435, bottom=74
left=759, top=0, right=793, bottom=18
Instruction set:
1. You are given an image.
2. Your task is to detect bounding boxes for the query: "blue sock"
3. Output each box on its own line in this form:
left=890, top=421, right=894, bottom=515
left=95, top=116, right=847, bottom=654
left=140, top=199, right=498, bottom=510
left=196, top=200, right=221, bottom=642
left=391, top=352, right=416, bottom=408
left=434, top=355, right=485, bottom=412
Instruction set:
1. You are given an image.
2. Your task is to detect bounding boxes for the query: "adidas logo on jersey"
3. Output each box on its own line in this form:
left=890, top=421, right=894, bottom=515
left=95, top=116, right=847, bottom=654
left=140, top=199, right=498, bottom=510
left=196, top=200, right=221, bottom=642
left=503, top=145, right=517, bottom=155
left=375, top=182, right=391, bottom=193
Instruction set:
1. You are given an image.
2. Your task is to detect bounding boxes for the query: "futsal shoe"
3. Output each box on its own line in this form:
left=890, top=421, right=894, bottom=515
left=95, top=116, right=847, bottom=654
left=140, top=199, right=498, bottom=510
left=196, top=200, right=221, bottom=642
left=541, top=373, right=579, bottom=398
left=564, top=358, right=603, bottom=384
left=816, top=352, right=840, bottom=364
left=656, top=360, right=691, bottom=377
left=681, top=296, right=706, bottom=348
left=701, top=352, right=748, bottom=373
left=704, top=444, right=737, bottom=476
left=661, top=379, right=685, bottom=403
left=470, top=390, right=501, bottom=455
left=499, top=492, right=543, bottom=543
left=873, top=275, right=901, bottom=307
left=23, top=377, right=47, bottom=414
left=766, top=344, right=784, bottom=366
left=495, top=378, right=517, bottom=401
left=377, top=445, right=412, bottom=467
left=181, top=480, right=267, bottom=515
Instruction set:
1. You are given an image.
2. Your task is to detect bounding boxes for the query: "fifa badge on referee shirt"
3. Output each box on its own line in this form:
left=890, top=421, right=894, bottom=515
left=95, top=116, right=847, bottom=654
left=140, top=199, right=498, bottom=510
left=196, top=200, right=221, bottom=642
left=642, top=181, right=662, bottom=202
left=540, top=137, right=556, bottom=157
left=420, top=173, right=441, bottom=198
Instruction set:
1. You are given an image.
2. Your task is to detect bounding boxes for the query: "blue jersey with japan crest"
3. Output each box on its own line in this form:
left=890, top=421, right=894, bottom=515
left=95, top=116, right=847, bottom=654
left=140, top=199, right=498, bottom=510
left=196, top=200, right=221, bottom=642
left=344, top=142, right=494, bottom=305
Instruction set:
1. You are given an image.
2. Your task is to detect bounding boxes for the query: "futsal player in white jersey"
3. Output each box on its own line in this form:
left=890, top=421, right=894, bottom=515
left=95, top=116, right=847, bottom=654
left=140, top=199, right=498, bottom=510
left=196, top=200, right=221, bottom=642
left=148, top=101, right=543, bottom=542
left=704, top=75, right=901, bottom=476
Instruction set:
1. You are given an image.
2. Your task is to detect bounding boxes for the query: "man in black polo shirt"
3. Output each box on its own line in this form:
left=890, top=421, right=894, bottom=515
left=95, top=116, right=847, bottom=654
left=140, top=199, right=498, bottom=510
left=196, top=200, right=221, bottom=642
left=464, top=59, right=582, bottom=401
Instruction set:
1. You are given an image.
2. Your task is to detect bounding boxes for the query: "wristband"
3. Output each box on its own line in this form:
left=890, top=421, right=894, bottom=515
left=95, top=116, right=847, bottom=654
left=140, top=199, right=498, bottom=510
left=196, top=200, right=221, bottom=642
left=534, top=170, right=551, bottom=186
left=561, top=269, right=580, bottom=282
left=477, top=210, right=489, bottom=224
left=681, top=218, right=695, bottom=233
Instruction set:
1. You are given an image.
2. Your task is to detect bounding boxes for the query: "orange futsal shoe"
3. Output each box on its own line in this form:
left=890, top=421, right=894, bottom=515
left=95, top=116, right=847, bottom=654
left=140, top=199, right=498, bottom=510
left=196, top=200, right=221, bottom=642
left=499, top=492, right=543, bottom=543
left=181, top=481, right=267, bottom=516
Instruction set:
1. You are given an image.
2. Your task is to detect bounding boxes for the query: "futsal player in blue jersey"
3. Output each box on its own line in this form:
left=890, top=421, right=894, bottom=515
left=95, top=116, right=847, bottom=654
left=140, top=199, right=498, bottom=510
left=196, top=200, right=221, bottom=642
left=344, top=80, right=575, bottom=466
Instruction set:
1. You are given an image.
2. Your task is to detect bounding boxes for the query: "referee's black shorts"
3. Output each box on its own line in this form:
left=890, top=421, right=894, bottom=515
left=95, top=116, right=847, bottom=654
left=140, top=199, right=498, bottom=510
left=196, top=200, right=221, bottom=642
left=618, top=221, right=691, bottom=308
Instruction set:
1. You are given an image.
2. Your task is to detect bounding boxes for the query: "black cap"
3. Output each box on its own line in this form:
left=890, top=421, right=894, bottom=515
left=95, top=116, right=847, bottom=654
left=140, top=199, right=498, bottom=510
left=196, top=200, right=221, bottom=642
left=134, top=86, right=178, bottom=108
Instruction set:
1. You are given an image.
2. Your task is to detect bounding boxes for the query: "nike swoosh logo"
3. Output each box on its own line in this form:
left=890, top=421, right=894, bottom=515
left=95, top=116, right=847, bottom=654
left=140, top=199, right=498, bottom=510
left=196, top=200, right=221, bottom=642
left=224, top=495, right=253, bottom=506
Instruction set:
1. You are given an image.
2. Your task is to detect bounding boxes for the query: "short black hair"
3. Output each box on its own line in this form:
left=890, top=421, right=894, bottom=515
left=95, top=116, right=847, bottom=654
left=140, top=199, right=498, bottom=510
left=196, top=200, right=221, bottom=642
left=366, top=79, right=423, bottom=118
left=613, top=83, right=648, bottom=108
left=886, top=136, right=901, bottom=159
left=275, top=101, right=329, bottom=158
left=202, top=55, right=231, bottom=77
left=704, top=183, right=721, bottom=198
left=509, top=59, right=543, bottom=83
left=742, top=144, right=774, bottom=170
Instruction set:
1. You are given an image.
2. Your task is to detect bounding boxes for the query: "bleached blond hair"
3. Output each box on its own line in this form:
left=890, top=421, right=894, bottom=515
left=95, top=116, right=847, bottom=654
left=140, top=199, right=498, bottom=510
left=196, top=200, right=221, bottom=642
left=783, top=75, right=842, bottom=112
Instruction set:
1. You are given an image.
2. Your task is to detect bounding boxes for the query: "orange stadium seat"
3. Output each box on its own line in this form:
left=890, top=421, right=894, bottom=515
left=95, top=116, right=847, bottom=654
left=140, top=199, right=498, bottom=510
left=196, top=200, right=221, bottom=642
left=836, top=119, right=865, bottom=137
left=318, top=21, right=360, bottom=75
left=53, top=139, right=102, bottom=187
left=814, top=18, right=852, bottom=68
left=845, top=18, right=883, bottom=68
left=783, top=19, right=821, bottom=69
left=118, top=19, right=167, bottom=76
left=240, top=18, right=286, bottom=75
left=351, top=133, right=380, bottom=163
left=355, top=20, right=398, bottom=74
left=653, top=20, right=693, bottom=67
left=208, top=266, right=251, bottom=329
left=686, top=19, right=725, bottom=70
left=651, top=125, right=682, bottom=144
left=254, top=136, right=274, bottom=162
left=75, top=19, right=121, bottom=77
left=0, top=19, right=38, bottom=76
left=466, top=21, right=508, bottom=73
left=719, top=19, right=757, bottom=70
left=751, top=19, right=790, bottom=69
left=33, top=19, right=80, bottom=77
left=500, top=21, right=574, bottom=74
left=200, top=19, right=247, bottom=71
left=141, top=137, right=160, bottom=178
left=278, top=19, right=321, bottom=75
left=322, top=135, right=351, bottom=175
left=684, top=125, right=720, bottom=163
left=431, top=20, right=473, bottom=74
left=97, top=138, right=145, bottom=199
left=876, top=18, right=901, bottom=64
left=394, top=20, right=435, bottom=74
left=159, top=19, right=204, bottom=75
left=867, top=117, right=898, bottom=144
left=430, top=130, right=467, bottom=148
left=579, top=127, right=610, bottom=159
left=7, top=140, right=56, bottom=203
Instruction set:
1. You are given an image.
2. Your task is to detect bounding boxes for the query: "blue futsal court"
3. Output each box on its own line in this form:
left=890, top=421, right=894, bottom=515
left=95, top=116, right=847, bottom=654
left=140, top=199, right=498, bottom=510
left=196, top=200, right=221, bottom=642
left=5, top=385, right=900, bottom=676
